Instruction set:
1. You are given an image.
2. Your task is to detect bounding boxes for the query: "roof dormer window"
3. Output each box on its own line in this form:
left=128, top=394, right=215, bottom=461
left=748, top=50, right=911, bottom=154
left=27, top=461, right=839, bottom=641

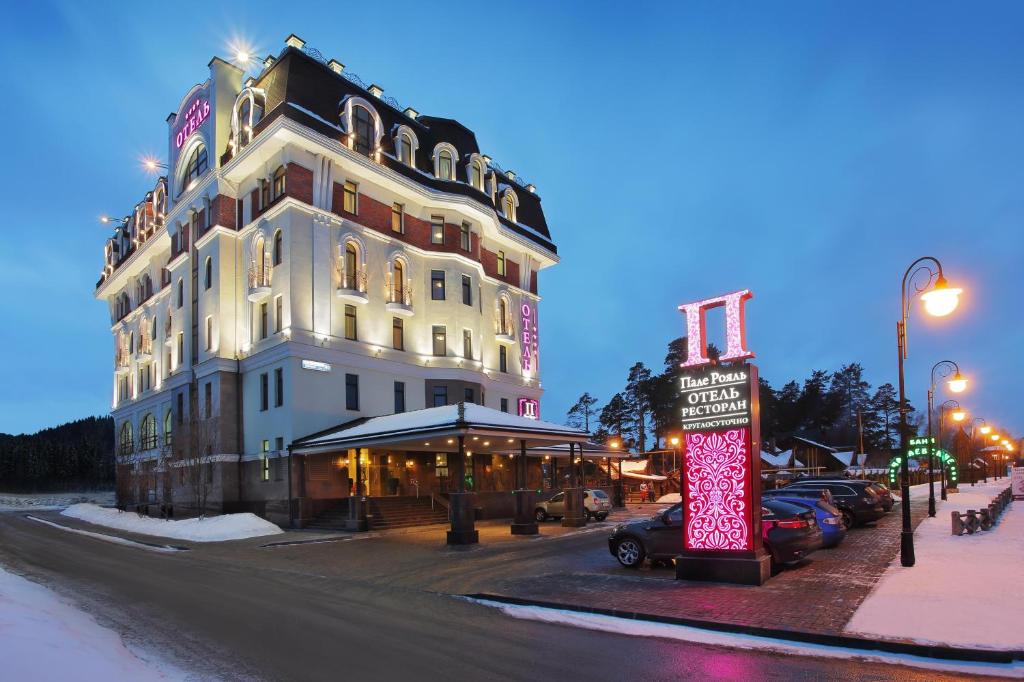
left=502, top=189, right=518, bottom=223
left=433, top=143, right=458, bottom=181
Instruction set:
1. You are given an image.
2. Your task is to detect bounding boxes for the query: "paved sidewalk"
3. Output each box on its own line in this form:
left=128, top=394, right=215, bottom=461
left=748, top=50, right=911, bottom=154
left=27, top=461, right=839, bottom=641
left=482, top=494, right=932, bottom=637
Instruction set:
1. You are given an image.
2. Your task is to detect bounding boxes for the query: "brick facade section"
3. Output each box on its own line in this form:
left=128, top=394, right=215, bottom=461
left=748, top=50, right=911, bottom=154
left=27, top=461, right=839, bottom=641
left=211, top=194, right=237, bottom=230
left=286, top=163, right=314, bottom=205
left=331, top=184, right=529, bottom=292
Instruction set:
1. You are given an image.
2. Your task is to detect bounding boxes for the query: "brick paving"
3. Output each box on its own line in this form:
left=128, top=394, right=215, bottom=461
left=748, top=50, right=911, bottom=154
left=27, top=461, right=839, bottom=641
left=479, top=494, right=932, bottom=637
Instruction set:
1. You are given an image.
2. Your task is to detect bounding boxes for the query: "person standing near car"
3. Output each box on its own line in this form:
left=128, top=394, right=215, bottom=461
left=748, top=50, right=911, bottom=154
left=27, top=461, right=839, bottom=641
left=639, top=481, right=648, bottom=503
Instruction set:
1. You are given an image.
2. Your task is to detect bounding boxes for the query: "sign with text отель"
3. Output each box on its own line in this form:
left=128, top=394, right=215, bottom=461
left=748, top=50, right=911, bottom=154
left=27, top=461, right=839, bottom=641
left=675, top=289, right=769, bottom=585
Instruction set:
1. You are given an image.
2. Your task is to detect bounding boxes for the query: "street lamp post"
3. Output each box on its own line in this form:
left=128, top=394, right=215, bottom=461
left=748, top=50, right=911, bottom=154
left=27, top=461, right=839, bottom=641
left=896, top=256, right=962, bottom=568
left=937, top=400, right=962, bottom=501
left=968, top=418, right=986, bottom=486
left=926, top=361, right=965, bottom=517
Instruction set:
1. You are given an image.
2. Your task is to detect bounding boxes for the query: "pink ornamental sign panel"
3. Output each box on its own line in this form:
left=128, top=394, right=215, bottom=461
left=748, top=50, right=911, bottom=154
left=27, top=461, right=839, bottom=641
left=684, top=429, right=752, bottom=551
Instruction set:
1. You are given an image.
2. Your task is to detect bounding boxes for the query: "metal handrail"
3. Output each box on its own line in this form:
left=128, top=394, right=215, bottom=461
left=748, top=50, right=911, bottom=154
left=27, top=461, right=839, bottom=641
left=339, top=268, right=367, bottom=292
left=387, top=283, right=412, bottom=305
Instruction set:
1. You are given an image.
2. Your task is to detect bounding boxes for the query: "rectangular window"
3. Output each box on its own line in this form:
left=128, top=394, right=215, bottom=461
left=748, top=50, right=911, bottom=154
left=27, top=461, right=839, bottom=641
left=260, top=179, right=270, bottom=210
left=260, top=372, right=268, bottom=411
left=261, top=440, right=270, bottom=482
left=497, top=250, right=506, bottom=277
left=176, top=392, right=184, bottom=425
left=430, top=270, right=445, bottom=300
left=500, top=398, right=509, bottom=413
left=204, top=381, right=212, bottom=418
left=464, top=387, right=475, bottom=404
left=177, top=332, right=184, bottom=367
left=205, top=316, right=213, bottom=350
left=432, top=325, right=446, bottom=357
left=432, top=385, right=448, bottom=407
left=345, top=373, right=359, bottom=411
left=461, top=275, right=472, bottom=306
left=430, top=216, right=444, bottom=245
left=275, top=436, right=284, bottom=451
left=391, top=203, right=404, bottom=233
left=260, top=302, right=268, bottom=340
left=392, top=317, right=404, bottom=351
left=274, top=295, right=283, bottom=333
left=344, top=304, right=357, bottom=341
left=499, top=345, right=508, bottom=373
left=274, top=367, right=283, bottom=407
left=460, top=222, right=471, bottom=251
left=343, top=181, right=358, bottom=214
left=394, top=381, right=406, bottom=414
left=463, top=329, right=473, bottom=360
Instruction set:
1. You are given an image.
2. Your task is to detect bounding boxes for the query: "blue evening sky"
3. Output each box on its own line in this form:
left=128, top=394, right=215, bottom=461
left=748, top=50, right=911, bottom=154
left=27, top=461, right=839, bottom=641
left=1, top=1, right=1021, bottom=442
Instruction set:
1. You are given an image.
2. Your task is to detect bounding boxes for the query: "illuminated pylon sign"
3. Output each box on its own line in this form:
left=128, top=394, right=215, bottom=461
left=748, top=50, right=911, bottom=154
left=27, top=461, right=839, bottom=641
left=679, top=290, right=755, bottom=368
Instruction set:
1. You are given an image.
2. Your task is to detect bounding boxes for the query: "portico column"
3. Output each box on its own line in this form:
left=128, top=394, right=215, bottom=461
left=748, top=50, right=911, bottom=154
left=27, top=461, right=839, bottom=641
left=562, top=442, right=586, bottom=527
left=511, top=438, right=538, bottom=535
left=347, top=448, right=368, bottom=531
left=447, top=435, right=478, bottom=544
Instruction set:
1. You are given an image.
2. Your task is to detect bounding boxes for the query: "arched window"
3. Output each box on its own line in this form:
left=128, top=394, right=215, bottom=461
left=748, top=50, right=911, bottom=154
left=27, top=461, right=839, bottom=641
left=140, top=413, right=157, bottom=450
left=471, top=159, right=484, bottom=190
left=182, top=144, right=208, bottom=192
left=497, top=297, right=511, bottom=335
left=273, top=230, right=283, bottom=266
left=205, top=316, right=213, bottom=351
left=143, top=275, right=153, bottom=299
left=204, top=257, right=212, bottom=290
left=238, top=98, right=252, bottom=146
left=129, top=331, right=135, bottom=354
left=353, top=105, right=373, bottom=155
left=151, top=316, right=157, bottom=340
left=503, top=191, right=517, bottom=222
left=254, top=236, right=268, bottom=286
left=163, top=409, right=173, bottom=446
left=176, top=278, right=184, bottom=308
left=344, top=242, right=358, bottom=289
left=272, top=166, right=286, bottom=200
left=400, top=133, right=413, bottom=165
left=439, top=150, right=454, bottom=180
left=119, top=421, right=134, bottom=455
left=393, top=260, right=404, bottom=301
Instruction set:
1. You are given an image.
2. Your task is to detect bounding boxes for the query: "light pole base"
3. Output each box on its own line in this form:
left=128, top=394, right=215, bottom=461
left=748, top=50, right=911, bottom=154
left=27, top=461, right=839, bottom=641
left=927, top=498, right=936, bottom=517
left=900, top=530, right=916, bottom=567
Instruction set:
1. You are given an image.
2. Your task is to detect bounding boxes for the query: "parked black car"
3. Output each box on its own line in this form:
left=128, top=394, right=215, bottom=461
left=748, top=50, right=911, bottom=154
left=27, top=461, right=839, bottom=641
left=764, top=480, right=886, bottom=528
left=787, top=476, right=894, bottom=513
left=608, top=501, right=822, bottom=571
left=761, top=498, right=824, bottom=566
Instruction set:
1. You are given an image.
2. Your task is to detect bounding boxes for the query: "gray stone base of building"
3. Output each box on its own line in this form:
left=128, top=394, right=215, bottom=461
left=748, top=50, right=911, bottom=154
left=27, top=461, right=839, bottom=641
left=346, top=497, right=368, bottom=531
left=674, top=552, right=772, bottom=586
left=511, top=489, right=538, bottom=535
left=447, top=492, right=478, bottom=545
left=510, top=522, right=539, bottom=535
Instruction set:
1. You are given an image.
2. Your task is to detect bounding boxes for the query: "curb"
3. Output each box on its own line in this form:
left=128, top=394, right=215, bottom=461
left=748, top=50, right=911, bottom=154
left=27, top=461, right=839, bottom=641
left=466, top=593, right=1024, bottom=665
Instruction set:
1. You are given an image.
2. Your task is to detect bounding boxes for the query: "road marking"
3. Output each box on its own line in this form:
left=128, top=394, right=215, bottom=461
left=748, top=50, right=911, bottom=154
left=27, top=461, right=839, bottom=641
left=466, top=598, right=1024, bottom=679
left=25, top=516, right=189, bottom=553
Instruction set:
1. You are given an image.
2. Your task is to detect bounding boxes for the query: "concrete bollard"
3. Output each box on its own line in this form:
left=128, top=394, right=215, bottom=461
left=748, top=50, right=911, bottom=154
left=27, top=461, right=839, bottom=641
left=951, top=511, right=965, bottom=535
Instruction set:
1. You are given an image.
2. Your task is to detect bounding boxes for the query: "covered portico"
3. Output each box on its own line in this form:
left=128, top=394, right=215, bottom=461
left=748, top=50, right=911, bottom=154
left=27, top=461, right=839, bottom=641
left=289, top=402, right=590, bottom=543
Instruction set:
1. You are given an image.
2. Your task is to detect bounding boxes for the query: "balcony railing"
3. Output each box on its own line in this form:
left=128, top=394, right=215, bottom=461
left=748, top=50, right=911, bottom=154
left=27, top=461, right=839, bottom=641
left=247, top=257, right=273, bottom=301
left=115, top=348, right=131, bottom=371
left=495, top=313, right=516, bottom=343
left=386, top=283, right=414, bottom=316
left=336, top=268, right=368, bottom=303
left=136, top=337, right=153, bottom=360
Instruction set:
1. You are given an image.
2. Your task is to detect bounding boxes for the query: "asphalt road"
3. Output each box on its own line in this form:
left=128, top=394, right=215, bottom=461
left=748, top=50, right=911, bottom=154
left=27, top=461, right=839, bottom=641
left=0, top=512, right=989, bottom=682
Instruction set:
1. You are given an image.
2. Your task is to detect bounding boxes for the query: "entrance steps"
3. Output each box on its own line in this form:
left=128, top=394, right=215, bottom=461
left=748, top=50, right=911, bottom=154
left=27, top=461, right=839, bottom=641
left=306, top=496, right=449, bottom=531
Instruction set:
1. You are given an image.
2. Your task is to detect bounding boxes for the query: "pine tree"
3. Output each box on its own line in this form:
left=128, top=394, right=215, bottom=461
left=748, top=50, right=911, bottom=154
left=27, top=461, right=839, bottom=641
left=566, top=393, right=599, bottom=432
left=599, top=393, right=632, bottom=448
left=624, top=363, right=653, bottom=453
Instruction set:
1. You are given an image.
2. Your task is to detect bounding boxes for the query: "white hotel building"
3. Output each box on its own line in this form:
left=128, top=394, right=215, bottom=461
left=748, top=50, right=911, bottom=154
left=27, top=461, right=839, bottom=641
left=96, top=35, right=559, bottom=526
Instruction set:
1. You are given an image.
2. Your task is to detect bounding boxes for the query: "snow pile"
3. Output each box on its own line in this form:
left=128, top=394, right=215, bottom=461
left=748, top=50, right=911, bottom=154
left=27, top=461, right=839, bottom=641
left=656, top=493, right=681, bottom=504
left=0, top=567, right=185, bottom=680
left=847, top=481, right=1023, bottom=649
left=61, top=504, right=283, bottom=542
left=0, top=491, right=115, bottom=511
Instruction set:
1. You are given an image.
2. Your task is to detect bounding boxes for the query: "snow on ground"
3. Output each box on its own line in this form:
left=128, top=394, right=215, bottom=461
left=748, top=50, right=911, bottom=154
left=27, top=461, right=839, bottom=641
left=0, top=490, right=115, bottom=511
left=0, top=566, right=187, bottom=681
left=61, top=504, right=283, bottom=542
left=847, top=481, right=1022, bottom=649
left=471, top=598, right=1024, bottom=679
left=656, top=493, right=681, bottom=504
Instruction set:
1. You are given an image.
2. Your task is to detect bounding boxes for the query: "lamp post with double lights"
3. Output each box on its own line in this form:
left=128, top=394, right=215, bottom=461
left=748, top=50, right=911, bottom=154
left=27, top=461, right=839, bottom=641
left=896, top=257, right=963, bottom=567
left=979, top=425, right=993, bottom=481
left=925, top=361, right=967, bottom=516
left=937, top=400, right=965, bottom=500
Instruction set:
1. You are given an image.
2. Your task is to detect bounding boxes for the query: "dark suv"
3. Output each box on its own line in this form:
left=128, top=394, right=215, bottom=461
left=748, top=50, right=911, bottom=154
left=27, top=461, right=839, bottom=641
left=764, top=480, right=885, bottom=529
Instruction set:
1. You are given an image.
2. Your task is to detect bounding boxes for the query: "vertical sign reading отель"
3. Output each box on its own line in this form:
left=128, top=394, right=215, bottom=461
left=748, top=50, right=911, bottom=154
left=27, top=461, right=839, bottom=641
left=675, top=290, right=771, bottom=585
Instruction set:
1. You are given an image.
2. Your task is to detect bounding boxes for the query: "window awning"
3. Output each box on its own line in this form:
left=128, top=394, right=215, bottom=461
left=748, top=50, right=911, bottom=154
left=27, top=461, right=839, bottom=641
left=290, top=403, right=590, bottom=455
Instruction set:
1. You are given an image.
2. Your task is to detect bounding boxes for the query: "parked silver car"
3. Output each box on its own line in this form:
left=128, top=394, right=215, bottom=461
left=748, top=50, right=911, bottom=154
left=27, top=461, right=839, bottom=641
left=535, top=489, right=611, bottom=522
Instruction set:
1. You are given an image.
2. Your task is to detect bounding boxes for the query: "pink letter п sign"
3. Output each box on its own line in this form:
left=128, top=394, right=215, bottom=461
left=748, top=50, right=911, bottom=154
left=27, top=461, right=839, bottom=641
left=675, top=289, right=769, bottom=585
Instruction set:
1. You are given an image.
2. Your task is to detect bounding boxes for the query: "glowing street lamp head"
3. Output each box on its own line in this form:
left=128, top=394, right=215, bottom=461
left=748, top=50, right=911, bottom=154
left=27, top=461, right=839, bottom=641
left=952, top=410, right=966, bottom=422
left=991, top=433, right=1000, bottom=441
left=99, top=216, right=111, bottom=224
left=920, top=274, right=962, bottom=317
left=947, top=372, right=968, bottom=393
left=609, top=439, right=621, bottom=450
left=670, top=436, right=680, bottom=446
left=980, top=425, right=992, bottom=435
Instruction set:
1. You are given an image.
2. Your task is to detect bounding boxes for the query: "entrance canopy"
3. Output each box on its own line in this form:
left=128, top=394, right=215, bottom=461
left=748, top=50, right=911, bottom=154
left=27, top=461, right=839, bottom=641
left=507, top=442, right=631, bottom=459
left=291, top=402, right=589, bottom=455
